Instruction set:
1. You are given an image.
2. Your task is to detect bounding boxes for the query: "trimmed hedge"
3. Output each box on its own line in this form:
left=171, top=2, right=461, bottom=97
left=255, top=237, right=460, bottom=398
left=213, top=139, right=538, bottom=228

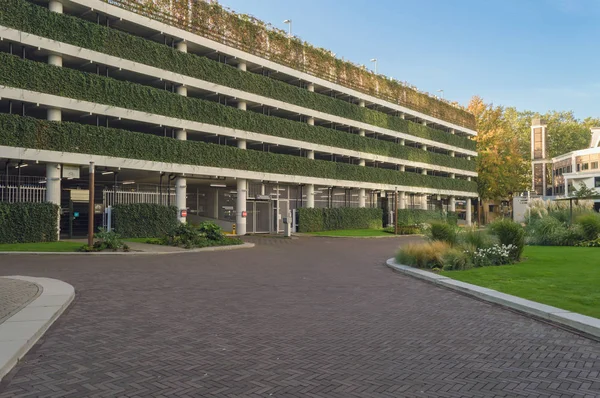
left=0, top=0, right=476, bottom=153
left=397, top=209, right=458, bottom=226
left=0, top=114, right=478, bottom=192
left=0, top=52, right=475, bottom=172
left=298, top=207, right=383, bottom=233
left=113, top=203, right=178, bottom=238
left=0, top=202, right=58, bottom=243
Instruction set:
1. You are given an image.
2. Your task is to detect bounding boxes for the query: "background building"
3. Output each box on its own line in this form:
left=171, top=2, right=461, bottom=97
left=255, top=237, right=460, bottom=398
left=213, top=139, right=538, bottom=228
left=0, top=0, right=478, bottom=236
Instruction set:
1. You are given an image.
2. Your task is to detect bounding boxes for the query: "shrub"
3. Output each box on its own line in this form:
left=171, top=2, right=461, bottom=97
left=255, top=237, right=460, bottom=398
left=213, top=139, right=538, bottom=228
left=472, top=244, right=515, bottom=267
left=161, top=222, right=242, bottom=249
left=78, top=228, right=129, bottom=252
left=113, top=203, right=178, bottom=238
left=384, top=225, right=421, bottom=235
left=575, top=214, right=600, bottom=241
left=298, top=207, right=382, bottom=232
left=425, top=221, right=457, bottom=245
left=526, top=217, right=586, bottom=246
left=576, top=237, right=600, bottom=247
left=0, top=202, right=59, bottom=243
left=488, top=219, right=525, bottom=261
left=457, top=227, right=495, bottom=249
left=396, top=241, right=449, bottom=269
left=441, top=248, right=472, bottom=271
left=396, top=209, right=458, bottom=226
left=197, top=221, right=224, bottom=240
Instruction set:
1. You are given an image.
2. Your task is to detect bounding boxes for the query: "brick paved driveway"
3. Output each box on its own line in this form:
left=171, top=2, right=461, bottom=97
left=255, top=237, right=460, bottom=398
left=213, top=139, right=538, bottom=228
left=1, top=236, right=599, bottom=397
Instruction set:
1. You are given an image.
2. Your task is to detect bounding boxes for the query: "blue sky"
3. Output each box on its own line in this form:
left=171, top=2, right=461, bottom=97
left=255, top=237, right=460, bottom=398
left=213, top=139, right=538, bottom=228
left=218, top=0, right=600, bottom=119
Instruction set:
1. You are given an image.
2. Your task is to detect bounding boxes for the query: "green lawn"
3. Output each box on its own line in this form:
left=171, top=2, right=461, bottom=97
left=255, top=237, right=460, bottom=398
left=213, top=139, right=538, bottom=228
left=308, top=229, right=394, bottom=237
left=0, top=241, right=83, bottom=252
left=123, top=238, right=154, bottom=243
left=442, top=246, right=600, bottom=319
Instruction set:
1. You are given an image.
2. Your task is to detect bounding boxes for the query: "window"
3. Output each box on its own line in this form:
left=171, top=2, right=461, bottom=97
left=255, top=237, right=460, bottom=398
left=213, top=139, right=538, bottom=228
left=583, top=163, right=590, bottom=171
left=577, top=164, right=581, bottom=172
left=592, top=162, right=598, bottom=170
left=596, top=177, right=600, bottom=188
left=489, top=205, right=496, bottom=213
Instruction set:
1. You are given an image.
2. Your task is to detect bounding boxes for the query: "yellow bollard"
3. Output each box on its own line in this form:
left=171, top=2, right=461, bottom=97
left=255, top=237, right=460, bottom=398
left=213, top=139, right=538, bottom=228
left=232, top=224, right=236, bottom=235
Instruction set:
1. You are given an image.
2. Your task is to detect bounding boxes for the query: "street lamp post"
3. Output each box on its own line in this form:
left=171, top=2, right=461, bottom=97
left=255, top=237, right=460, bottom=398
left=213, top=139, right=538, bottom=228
left=283, top=19, right=292, bottom=37
left=370, top=58, right=377, bottom=74
left=437, top=89, right=444, bottom=99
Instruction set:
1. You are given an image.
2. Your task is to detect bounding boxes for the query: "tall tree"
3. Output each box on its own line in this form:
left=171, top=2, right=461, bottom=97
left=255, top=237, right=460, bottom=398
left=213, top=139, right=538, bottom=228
left=468, top=96, right=529, bottom=201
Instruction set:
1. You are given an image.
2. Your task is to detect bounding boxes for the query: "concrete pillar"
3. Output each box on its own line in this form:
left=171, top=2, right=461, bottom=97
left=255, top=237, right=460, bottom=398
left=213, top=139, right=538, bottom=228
left=399, top=165, right=405, bottom=172
left=47, top=108, right=62, bottom=122
left=399, top=139, right=405, bottom=146
left=236, top=178, right=247, bottom=236
left=237, top=100, right=247, bottom=111
left=237, top=139, right=247, bottom=149
left=359, top=159, right=365, bottom=167
left=176, top=177, right=187, bottom=223
left=46, top=163, right=61, bottom=240
left=176, top=41, right=187, bottom=53
left=48, top=54, right=62, bottom=67
left=450, top=173, right=456, bottom=179
left=358, top=188, right=366, bottom=208
left=307, top=150, right=314, bottom=160
left=421, top=169, right=427, bottom=175
left=358, top=129, right=365, bottom=137
left=467, top=176, right=472, bottom=181
left=450, top=129, right=456, bottom=135
left=421, top=195, right=428, bottom=210
left=467, top=156, right=472, bottom=161
left=307, top=83, right=314, bottom=92
left=450, top=151, right=455, bottom=157
left=400, top=113, right=406, bottom=120
left=466, top=198, right=472, bottom=226
left=307, top=116, right=315, bottom=126
left=213, top=190, right=219, bottom=219
left=176, top=129, right=187, bottom=140
left=422, top=120, right=427, bottom=126
left=358, top=100, right=365, bottom=107
left=421, top=144, right=427, bottom=151
left=49, top=0, right=63, bottom=13
left=399, top=191, right=406, bottom=210
left=449, top=196, right=456, bottom=212
left=176, top=85, right=187, bottom=96
left=306, top=184, right=315, bottom=208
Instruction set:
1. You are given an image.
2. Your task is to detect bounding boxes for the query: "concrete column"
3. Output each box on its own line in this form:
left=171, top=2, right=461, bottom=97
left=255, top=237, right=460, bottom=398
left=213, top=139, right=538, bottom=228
left=306, top=184, right=315, bottom=208
left=307, top=83, right=314, bottom=92
left=307, top=116, right=315, bottom=126
left=421, top=144, right=427, bottom=151
left=421, top=195, right=428, bottom=210
left=48, top=54, right=62, bottom=67
left=46, top=163, right=61, bottom=240
left=307, top=150, right=314, bottom=160
left=237, top=60, right=247, bottom=72
left=450, top=151, right=455, bottom=157
left=399, top=165, right=405, bottom=172
left=358, top=100, right=365, bottom=107
left=399, top=139, right=405, bottom=146
left=213, top=190, right=219, bottom=219
left=359, top=159, right=365, bottom=167
left=176, top=129, right=187, bottom=140
left=467, top=176, right=472, bottom=181
left=467, top=156, right=472, bottom=161
left=466, top=198, right=472, bottom=226
left=399, top=191, right=406, bottom=210
left=358, top=129, right=365, bottom=137
left=450, top=173, right=456, bottom=179
left=237, top=139, right=247, bottom=149
left=236, top=178, right=247, bottom=236
left=237, top=100, right=247, bottom=111
left=449, top=196, right=456, bottom=212
left=49, top=0, right=63, bottom=13
left=422, top=120, right=427, bottom=126
left=358, top=188, right=366, bottom=208
left=47, top=108, right=62, bottom=122
left=421, top=169, right=427, bottom=175
left=450, top=129, right=456, bottom=135
left=176, top=177, right=187, bottom=223
left=176, top=41, right=187, bottom=53
left=176, top=85, right=187, bottom=96
left=400, top=113, right=406, bottom=120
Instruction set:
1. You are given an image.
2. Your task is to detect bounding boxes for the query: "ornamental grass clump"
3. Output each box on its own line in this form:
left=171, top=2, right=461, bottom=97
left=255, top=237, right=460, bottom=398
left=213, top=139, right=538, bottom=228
left=396, top=241, right=449, bottom=269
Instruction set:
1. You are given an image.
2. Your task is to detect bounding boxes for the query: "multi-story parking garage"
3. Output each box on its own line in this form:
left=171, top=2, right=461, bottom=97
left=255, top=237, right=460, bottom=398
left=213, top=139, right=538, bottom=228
left=0, top=0, right=478, bottom=236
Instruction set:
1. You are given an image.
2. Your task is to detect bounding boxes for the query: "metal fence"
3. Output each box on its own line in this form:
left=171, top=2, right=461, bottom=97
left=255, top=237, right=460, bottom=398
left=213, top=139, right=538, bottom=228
left=103, top=189, right=176, bottom=206
left=0, top=176, right=47, bottom=203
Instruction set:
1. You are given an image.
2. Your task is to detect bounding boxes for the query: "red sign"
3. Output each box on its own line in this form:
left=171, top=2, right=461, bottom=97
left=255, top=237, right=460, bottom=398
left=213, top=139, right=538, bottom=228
left=180, top=209, right=187, bottom=217
left=241, top=211, right=247, bottom=217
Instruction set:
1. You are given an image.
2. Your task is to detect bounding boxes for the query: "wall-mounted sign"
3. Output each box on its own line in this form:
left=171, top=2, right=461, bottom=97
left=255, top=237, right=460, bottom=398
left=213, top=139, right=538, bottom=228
left=241, top=211, right=247, bottom=218
left=62, top=165, right=80, bottom=179
left=255, top=195, right=270, bottom=200
left=180, top=209, right=187, bottom=217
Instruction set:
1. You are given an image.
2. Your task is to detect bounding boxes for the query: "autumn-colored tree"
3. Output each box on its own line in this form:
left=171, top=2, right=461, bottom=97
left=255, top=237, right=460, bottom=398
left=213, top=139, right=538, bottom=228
left=468, top=96, right=529, bottom=201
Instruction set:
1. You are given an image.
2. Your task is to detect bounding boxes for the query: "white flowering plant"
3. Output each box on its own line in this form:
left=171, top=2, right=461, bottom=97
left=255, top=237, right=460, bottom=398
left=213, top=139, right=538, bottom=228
left=471, top=244, right=516, bottom=267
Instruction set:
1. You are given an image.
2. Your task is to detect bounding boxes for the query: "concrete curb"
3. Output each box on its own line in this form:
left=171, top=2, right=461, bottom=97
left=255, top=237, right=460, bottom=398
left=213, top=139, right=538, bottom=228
left=0, top=242, right=255, bottom=255
left=386, top=258, right=600, bottom=339
left=296, top=233, right=422, bottom=239
left=0, top=276, right=75, bottom=381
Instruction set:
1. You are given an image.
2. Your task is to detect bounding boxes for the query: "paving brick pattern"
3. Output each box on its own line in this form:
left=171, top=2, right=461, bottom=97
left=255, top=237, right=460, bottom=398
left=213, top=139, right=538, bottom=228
left=0, top=277, right=39, bottom=323
left=0, top=236, right=599, bottom=397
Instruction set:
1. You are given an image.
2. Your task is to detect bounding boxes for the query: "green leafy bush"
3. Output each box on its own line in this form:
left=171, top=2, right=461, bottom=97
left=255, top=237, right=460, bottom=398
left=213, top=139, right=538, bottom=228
left=0, top=202, right=58, bottom=243
left=0, top=114, right=478, bottom=193
left=488, top=219, right=525, bottom=261
left=161, top=222, right=242, bottom=248
left=425, top=221, right=458, bottom=245
left=383, top=225, right=421, bottom=235
left=0, top=52, right=475, bottom=172
left=441, top=248, right=472, bottom=271
left=457, top=227, right=495, bottom=249
left=297, top=207, right=382, bottom=232
left=526, top=216, right=585, bottom=246
left=396, top=209, right=458, bottom=226
left=78, top=227, right=129, bottom=252
left=197, top=221, right=224, bottom=241
left=0, top=0, right=476, bottom=152
left=113, top=203, right=178, bottom=238
left=575, top=213, right=600, bottom=241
